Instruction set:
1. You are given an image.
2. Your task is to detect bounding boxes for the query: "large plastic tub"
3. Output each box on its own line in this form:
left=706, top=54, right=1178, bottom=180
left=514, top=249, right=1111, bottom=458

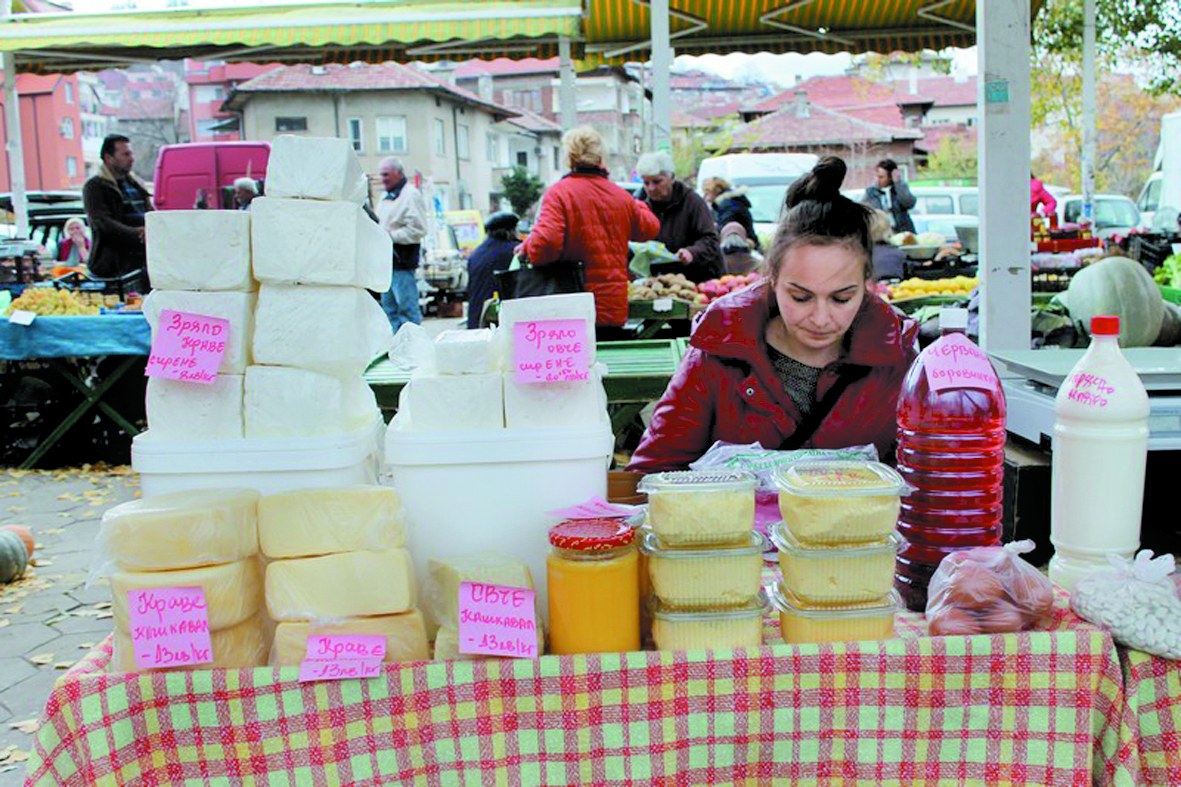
left=384, top=418, right=613, bottom=628
left=133, top=422, right=381, bottom=497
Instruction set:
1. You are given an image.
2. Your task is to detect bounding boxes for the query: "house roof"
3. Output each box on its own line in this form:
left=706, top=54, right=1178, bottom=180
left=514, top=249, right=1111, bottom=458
left=453, top=57, right=560, bottom=78
left=751, top=74, right=978, bottom=119
left=917, top=123, right=977, bottom=153
left=732, top=101, right=921, bottom=150
left=13, top=73, right=61, bottom=95
left=224, top=62, right=519, bottom=120
left=505, top=105, right=562, bottom=134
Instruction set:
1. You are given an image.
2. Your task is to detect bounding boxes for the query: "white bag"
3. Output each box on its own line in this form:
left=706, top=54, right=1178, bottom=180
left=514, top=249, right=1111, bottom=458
left=1071, top=550, right=1181, bottom=660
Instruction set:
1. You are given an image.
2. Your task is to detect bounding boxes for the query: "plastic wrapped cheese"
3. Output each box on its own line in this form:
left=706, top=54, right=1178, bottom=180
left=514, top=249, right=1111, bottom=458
left=111, top=558, right=264, bottom=632
left=426, top=552, right=534, bottom=630
left=264, top=134, right=369, bottom=204
left=640, top=530, right=764, bottom=610
left=771, top=583, right=898, bottom=645
left=270, top=610, right=430, bottom=666
left=266, top=548, right=416, bottom=621
left=111, top=618, right=268, bottom=672
left=244, top=366, right=378, bottom=438
left=250, top=197, right=392, bottom=292
left=397, top=373, right=503, bottom=430
left=434, top=329, right=500, bottom=375
left=145, top=210, right=254, bottom=291
left=772, top=524, right=900, bottom=605
left=143, top=290, right=256, bottom=375
left=146, top=374, right=245, bottom=440
left=97, top=488, right=259, bottom=573
left=258, top=486, right=404, bottom=559
left=638, top=470, right=757, bottom=547
left=433, top=623, right=545, bottom=661
left=650, top=594, right=767, bottom=651
left=252, top=284, right=393, bottom=376
left=775, top=461, right=907, bottom=545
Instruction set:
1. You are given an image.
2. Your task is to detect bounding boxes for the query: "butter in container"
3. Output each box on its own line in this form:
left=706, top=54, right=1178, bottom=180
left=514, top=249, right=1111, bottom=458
left=771, top=523, right=901, bottom=606
left=637, top=470, right=757, bottom=547
left=769, top=582, right=898, bottom=645
left=641, top=530, right=766, bottom=610
left=651, top=591, right=768, bottom=651
left=774, top=461, right=908, bottom=546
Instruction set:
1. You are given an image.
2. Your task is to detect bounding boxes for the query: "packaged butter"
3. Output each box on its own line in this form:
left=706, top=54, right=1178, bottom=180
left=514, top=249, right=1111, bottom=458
left=637, top=470, right=757, bottom=547
left=772, top=524, right=901, bottom=606
left=775, top=461, right=908, bottom=546
left=770, top=582, right=898, bottom=645
left=650, top=592, right=768, bottom=651
left=640, top=530, right=765, bottom=610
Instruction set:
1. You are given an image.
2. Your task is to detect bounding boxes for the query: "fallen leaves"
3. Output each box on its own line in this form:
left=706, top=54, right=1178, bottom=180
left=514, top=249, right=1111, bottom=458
left=28, top=653, right=52, bottom=666
left=0, top=746, right=30, bottom=764
left=9, top=719, right=39, bottom=735
left=53, top=661, right=73, bottom=670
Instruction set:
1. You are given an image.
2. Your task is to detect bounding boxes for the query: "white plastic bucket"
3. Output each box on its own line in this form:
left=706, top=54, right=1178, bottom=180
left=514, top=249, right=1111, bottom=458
left=133, top=422, right=382, bottom=497
left=384, top=418, right=613, bottom=628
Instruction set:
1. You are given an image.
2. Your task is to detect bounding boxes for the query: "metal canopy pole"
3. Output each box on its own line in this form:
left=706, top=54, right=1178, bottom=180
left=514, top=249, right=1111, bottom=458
left=558, top=35, right=577, bottom=131
left=2, top=0, right=27, bottom=239
left=1081, top=0, right=1096, bottom=223
left=649, top=0, right=672, bottom=151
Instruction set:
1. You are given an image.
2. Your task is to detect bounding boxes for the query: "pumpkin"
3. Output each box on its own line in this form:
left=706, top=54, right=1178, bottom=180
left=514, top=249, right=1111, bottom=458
left=1067, top=255, right=1164, bottom=347
left=0, top=530, right=28, bottom=583
left=1, top=525, right=33, bottom=559
left=1155, top=301, right=1181, bottom=346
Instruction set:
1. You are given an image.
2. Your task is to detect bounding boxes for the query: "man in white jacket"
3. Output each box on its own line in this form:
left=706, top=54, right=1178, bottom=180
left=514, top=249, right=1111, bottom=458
left=375, top=157, right=428, bottom=333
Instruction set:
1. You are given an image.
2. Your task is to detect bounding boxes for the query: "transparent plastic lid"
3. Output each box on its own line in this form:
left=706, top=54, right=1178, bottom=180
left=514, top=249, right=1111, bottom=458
left=640, top=529, right=766, bottom=559
left=773, top=461, right=909, bottom=498
left=649, top=590, right=769, bottom=621
left=770, top=523, right=903, bottom=557
left=768, top=582, right=900, bottom=618
left=638, top=469, right=758, bottom=495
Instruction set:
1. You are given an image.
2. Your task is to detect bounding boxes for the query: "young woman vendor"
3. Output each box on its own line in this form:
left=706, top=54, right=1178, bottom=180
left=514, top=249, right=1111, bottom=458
left=628, top=156, right=919, bottom=473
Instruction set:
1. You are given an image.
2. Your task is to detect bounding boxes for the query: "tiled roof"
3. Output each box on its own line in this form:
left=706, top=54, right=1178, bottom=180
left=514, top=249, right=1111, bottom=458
left=752, top=74, right=978, bottom=119
left=453, top=58, right=560, bottom=78
left=732, top=102, right=921, bottom=150
left=13, top=73, right=61, bottom=95
left=506, top=106, right=562, bottom=134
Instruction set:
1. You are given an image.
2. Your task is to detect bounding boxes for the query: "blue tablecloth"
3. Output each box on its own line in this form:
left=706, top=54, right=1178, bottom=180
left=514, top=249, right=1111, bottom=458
left=0, top=314, right=150, bottom=360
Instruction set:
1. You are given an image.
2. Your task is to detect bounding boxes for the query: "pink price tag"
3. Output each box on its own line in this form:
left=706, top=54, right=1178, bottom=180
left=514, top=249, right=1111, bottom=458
left=923, top=333, right=999, bottom=393
left=127, top=587, right=213, bottom=670
left=546, top=496, right=641, bottom=520
left=457, top=582, right=539, bottom=659
left=298, top=660, right=383, bottom=682
left=145, top=309, right=229, bottom=384
left=298, top=634, right=386, bottom=683
left=512, top=319, right=591, bottom=384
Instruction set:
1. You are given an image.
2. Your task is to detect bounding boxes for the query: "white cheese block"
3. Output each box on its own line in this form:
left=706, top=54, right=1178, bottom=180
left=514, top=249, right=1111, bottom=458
left=264, top=134, right=369, bottom=204
left=270, top=610, right=429, bottom=666
left=112, top=618, right=268, bottom=672
left=433, top=329, right=500, bottom=375
left=502, top=365, right=607, bottom=429
left=145, top=374, right=245, bottom=440
left=397, top=373, right=503, bottom=431
left=265, top=548, right=416, bottom=621
left=252, top=284, right=392, bottom=376
left=258, top=486, right=404, bottom=559
left=498, top=293, right=597, bottom=371
left=143, top=290, right=256, bottom=375
left=98, top=487, right=259, bottom=573
left=244, top=366, right=377, bottom=438
left=426, top=552, right=534, bottom=631
left=145, top=210, right=253, bottom=292
left=111, top=558, right=264, bottom=633
left=250, top=197, right=392, bottom=292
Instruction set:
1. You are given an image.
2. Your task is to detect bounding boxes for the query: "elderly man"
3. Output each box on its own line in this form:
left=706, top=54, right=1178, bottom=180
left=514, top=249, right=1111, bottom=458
left=232, top=177, right=258, bottom=210
left=375, top=157, right=428, bottom=333
left=83, top=134, right=153, bottom=291
left=637, top=151, right=721, bottom=283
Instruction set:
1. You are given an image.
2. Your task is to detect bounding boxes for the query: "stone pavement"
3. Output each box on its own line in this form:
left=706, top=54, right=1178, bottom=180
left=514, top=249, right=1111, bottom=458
left=0, top=466, right=140, bottom=780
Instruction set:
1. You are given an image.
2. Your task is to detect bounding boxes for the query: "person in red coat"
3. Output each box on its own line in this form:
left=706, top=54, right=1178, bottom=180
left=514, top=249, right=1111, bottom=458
left=520, top=127, right=660, bottom=327
left=1030, top=174, right=1058, bottom=217
left=629, top=156, right=919, bottom=473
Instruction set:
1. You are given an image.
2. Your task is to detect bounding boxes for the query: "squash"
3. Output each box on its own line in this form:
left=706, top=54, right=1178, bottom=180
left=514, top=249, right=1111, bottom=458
left=1, top=525, right=33, bottom=559
left=0, top=530, right=28, bottom=583
left=1155, top=301, right=1181, bottom=346
left=1067, top=255, right=1164, bottom=347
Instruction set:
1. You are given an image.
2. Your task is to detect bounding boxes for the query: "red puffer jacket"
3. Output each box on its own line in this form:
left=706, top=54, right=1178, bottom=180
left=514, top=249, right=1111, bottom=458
left=628, top=280, right=919, bottom=473
left=522, top=171, right=660, bottom=326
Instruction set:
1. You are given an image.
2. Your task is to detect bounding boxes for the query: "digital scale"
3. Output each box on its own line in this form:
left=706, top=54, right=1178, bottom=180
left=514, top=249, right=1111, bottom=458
left=990, top=348, right=1181, bottom=451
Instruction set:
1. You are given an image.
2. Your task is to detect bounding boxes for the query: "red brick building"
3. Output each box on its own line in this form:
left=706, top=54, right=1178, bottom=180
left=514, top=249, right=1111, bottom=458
left=0, top=73, right=86, bottom=191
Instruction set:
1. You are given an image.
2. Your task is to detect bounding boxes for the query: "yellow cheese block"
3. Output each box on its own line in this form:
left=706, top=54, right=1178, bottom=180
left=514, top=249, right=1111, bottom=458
left=432, top=624, right=545, bottom=661
left=772, top=585, right=897, bottom=645
left=110, top=618, right=268, bottom=672
left=778, top=494, right=900, bottom=545
left=265, top=548, right=416, bottom=621
left=270, top=610, right=430, bottom=666
left=651, top=612, right=764, bottom=651
left=258, top=486, right=404, bottom=559
left=644, top=532, right=764, bottom=610
left=426, top=552, right=534, bottom=630
left=777, top=531, right=898, bottom=605
left=99, top=488, right=259, bottom=572
left=111, top=559, right=263, bottom=633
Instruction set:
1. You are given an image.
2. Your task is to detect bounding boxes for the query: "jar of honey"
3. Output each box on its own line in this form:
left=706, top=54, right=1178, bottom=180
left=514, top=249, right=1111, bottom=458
left=547, top=519, right=640, bottom=655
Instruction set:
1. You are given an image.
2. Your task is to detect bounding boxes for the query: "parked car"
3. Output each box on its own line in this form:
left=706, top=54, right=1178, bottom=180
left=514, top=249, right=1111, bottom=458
left=1057, top=194, right=1141, bottom=239
left=911, top=214, right=978, bottom=243
left=907, top=186, right=978, bottom=217
left=153, top=141, right=270, bottom=210
left=695, top=152, right=818, bottom=194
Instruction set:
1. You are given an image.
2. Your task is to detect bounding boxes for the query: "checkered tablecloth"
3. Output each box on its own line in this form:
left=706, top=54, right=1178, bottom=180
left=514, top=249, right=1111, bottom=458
left=27, top=596, right=1141, bottom=787
left=1119, top=648, right=1181, bottom=784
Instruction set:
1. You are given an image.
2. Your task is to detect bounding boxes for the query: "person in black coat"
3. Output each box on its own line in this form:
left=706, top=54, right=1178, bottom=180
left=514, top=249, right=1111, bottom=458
left=466, top=212, right=519, bottom=329
left=861, top=158, right=916, bottom=234
left=82, top=134, right=154, bottom=291
left=703, top=177, right=760, bottom=251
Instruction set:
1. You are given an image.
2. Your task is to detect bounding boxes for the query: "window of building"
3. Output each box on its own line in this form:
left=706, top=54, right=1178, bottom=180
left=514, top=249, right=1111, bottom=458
left=348, top=117, right=363, bottom=152
left=60, top=118, right=74, bottom=139
left=435, top=119, right=446, bottom=156
left=517, top=150, right=528, bottom=168
left=486, top=132, right=499, bottom=165
left=275, top=116, right=308, bottom=132
left=553, top=145, right=560, bottom=170
left=375, top=116, right=407, bottom=153
left=64, top=82, right=73, bottom=104
left=66, top=157, right=78, bottom=178
left=195, top=84, right=227, bottom=103
left=457, top=124, right=470, bottom=160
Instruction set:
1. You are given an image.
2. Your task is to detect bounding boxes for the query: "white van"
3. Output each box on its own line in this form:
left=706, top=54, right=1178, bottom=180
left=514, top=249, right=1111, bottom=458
left=695, top=153, right=818, bottom=244
left=1136, top=110, right=1181, bottom=229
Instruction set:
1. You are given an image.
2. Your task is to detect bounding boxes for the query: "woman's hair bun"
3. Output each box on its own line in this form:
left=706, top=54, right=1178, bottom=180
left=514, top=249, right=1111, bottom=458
left=784, top=156, right=847, bottom=210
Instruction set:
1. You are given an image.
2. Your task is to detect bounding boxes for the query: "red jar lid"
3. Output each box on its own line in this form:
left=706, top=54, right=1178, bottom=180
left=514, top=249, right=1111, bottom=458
left=549, top=519, right=635, bottom=551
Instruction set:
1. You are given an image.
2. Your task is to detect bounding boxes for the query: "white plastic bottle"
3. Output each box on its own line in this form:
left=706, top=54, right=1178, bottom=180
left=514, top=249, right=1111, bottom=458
left=1049, top=315, right=1150, bottom=592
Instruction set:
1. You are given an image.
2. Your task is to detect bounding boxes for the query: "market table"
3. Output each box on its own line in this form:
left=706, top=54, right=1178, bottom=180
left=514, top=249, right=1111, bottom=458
left=1120, top=649, right=1181, bottom=783
left=625, top=299, right=703, bottom=339
left=0, top=314, right=149, bottom=468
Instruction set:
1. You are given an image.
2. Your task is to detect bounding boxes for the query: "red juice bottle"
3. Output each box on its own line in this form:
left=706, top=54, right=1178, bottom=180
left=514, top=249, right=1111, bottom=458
left=894, top=308, right=1007, bottom=612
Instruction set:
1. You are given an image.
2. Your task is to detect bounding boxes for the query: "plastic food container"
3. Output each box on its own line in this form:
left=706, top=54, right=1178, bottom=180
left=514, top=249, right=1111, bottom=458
left=640, top=530, right=766, bottom=610
left=774, top=461, right=908, bottom=545
left=638, top=470, right=757, bottom=547
left=771, top=524, right=901, bottom=606
left=547, top=519, right=640, bottom=655
left=650, top=591, right=769, bottom=651
left=769, top=582, right=898, bottom=645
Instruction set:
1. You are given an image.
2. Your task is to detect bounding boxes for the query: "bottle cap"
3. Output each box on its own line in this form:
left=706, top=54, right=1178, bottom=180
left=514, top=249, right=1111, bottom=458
left=1091, top=315, right=1120, bottom=336
left=939, top=308, right=969, bottom=331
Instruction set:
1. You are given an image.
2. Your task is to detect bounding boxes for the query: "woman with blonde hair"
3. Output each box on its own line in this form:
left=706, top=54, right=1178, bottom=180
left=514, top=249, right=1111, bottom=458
left=57, top=217, right=91, bottom=267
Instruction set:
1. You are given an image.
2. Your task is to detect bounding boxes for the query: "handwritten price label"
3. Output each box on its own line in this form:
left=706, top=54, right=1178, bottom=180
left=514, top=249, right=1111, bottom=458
left=145, top=309, right=229, bottom=384
left=298, top=634, right=386, bottom=683
left=512, top=319, right=591, bottom=384
left=127, top=587, right=213, bottom=669
left=298, top=660, right=382, bottom=682
left=923, top=333, right=999, bottom=393
left=546, top=496, right=641, bottom=520
left=1065, top=372, right=1116, bottom=408
left=457, top=582, right=539, bottom=659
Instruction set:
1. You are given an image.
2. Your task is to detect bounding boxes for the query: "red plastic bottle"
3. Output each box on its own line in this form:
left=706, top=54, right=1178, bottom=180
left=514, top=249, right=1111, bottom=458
left=894, top=308, right=1007, bottom=612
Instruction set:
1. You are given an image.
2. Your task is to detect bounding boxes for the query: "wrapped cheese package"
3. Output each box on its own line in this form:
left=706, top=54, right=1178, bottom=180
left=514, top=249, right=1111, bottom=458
left=111, top=558, right=264, bottom=632
left=270, top=610, right=430, bottom=666
left=112, top=618, right=268, bottom=672
left=259, top=487, right=404, bottom=559
left=145, top=210, right=254, bottom=292
left=266, top=548, right=416, bottom=621
left=426, top=552, right=534, bottom=630
left=640, top=530, right=765, bottom=610
left=638, top=470, right=757, bottom=547
left=774, top=461, right=909, bottom=546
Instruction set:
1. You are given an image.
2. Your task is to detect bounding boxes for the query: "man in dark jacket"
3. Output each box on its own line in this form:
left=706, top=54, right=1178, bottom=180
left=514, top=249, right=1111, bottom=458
left=466, top=212, right=518, bottom=329
left=637, top=151, right=722, bottom=283
left=861, top=158, right=916, bottom=234
left=83, top=134, right=153, bottom=291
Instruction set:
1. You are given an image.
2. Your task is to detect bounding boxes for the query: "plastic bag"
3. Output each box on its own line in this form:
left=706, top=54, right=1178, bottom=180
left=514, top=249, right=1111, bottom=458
left=628, top=240, right=677, bottom=278
left=1071, top=551, right=1181, bottom=659
left=926, top=541, right=1054, bottom=636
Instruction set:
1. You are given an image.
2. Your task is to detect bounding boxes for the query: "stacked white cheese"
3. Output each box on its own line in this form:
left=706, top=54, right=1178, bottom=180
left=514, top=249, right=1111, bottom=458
left=426, top=553, right=544, bottom=659
left=261, top=486, right=430, bottom=666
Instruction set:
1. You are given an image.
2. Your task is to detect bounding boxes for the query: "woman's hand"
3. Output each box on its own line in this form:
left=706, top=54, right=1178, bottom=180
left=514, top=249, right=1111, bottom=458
left=676, top=248, right=694, bottom=264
